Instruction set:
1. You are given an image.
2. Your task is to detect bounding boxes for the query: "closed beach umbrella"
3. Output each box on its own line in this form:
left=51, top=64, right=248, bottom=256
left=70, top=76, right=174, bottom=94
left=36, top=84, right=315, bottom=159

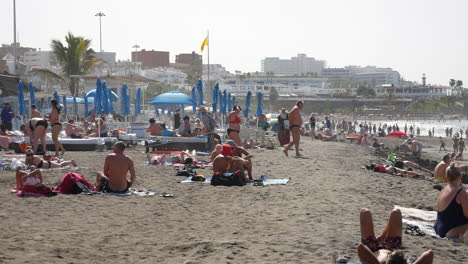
left=29, top=82, right=35, bottom=106
left=227, top=92, right=232, bottom=113
left=108, top=89, right=114, bottom=114
left=191, top=87, right=197, bottom=113
left=102, top=81, right=109, bottom=114
left=121, top=84, right=130, bottom=116
left=95, top=78, right=102, bottom=114
left=220, top=90, right=227, bottom=114
left=84, top=96, right=89, bottom=117
left=62, top=95, right=67, bottom=114
left=47, top=97, right=51, bottom=110
left=135, top=88, right=142, bottom=115
left=73, top=96, right=78, bottom=116
left=53, top=91, right=59, bottom=103
left=197, top=80, right=204, bottom=106
left=212, top=83, right=219, bottom=113
left=244, top=91, right=252, bottom=117
left=256, top=92, right=263, bottom=117
left=17, top=82, right=25, bottom=115
left=155, top=104, right=160, bottom=116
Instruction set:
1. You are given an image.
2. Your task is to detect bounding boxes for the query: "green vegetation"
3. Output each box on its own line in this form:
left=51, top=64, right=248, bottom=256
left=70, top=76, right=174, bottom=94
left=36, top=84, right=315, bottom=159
left=356, top=85, right=376, bottom=97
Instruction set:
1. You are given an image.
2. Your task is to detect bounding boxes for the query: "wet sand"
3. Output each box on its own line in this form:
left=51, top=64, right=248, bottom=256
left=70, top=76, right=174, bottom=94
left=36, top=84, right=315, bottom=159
left=0, top=138, right=467, bottom=263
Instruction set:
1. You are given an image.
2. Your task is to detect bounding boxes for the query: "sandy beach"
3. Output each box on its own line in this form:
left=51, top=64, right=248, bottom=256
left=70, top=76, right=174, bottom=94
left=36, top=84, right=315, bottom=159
left=0, top=138, right=467, bottom=263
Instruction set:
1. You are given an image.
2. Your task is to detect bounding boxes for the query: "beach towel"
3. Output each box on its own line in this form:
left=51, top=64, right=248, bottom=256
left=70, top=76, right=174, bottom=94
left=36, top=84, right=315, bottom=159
left=173, top=163, right=212, bottom=168
left=96, top=189, right=155, bottom=196
left=180, top=176, right=290, bottom=186
left=11, top=185, right=57, bottom=197
left=53, top=172, right=96, bottom=194
left=394, top=205, right=437, bottom=237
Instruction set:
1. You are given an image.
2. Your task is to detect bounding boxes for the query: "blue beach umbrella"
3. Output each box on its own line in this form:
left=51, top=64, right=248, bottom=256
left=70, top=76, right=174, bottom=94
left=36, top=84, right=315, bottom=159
left=17, top=82, right=25, bottom=115
left=29, top=82, right=35, bottom=106
left=102, top=82, right=109, bottom=114
left=221, top=90, right=227, bottom=114
left=94, top=78, right=102, bottom=114
left=191, top=87, right=197, bottom=113
left=84, top=96, right=89, bottom=117
left=62, top=95, right=67, bottom=115
left=256, top=92, right=263, bottom=117
left=227, top=92, right=232, bottom=113
left=135, top=88, right=142, bottom=115
left=212, top=83, right=219, bottom=113
left=121, top=84, right=130, bottom=116
left=108, top=89, right=114, bottom=114
left=73, top=96, right=78, bottom=116
left=197, top=80, right=204, bottom=106
left=244, top=91, right=252, bottom=118
left=47, top=97, right=51, bottom=110
left=53, top=91, right=59, bottom=102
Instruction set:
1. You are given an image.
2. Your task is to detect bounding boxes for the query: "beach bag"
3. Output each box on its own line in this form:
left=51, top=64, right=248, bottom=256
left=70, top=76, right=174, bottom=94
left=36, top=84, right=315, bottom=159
left=53, top=172, right=96, bottom=194
left=211, top=170, right=246, bottom=186
left=176, top=167, right=196, bottom=177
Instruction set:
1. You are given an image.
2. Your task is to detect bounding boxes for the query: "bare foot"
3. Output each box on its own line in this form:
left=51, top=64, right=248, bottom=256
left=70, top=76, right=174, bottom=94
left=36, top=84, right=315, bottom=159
left=296, top=153, right=304, bottom=157
left=283, top=149, right=288, bottom=157
left=71, top=160, right=77, bottom=167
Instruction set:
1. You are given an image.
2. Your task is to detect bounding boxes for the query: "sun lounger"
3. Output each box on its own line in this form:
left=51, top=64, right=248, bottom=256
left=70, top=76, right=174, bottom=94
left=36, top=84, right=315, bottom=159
left=145, top=136, right=209, bottom=152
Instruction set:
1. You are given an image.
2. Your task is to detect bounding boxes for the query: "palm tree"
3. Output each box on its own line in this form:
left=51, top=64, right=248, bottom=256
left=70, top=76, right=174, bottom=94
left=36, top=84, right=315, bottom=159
left=32, top=32, right=100, bottom=96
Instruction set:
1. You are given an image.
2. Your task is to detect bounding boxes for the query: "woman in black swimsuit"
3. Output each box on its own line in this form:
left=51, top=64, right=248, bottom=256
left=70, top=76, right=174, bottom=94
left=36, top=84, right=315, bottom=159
left=20, top=118, right=48, bottom=154
left=49, top=100, right=65, bottom=156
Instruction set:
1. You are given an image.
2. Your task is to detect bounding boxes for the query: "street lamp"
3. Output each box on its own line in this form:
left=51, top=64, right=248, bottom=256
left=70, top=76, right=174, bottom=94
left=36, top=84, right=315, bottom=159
left=13, top=0, right=17, bottom=75
left=132, top=44, right=140, bottom=74
left=95, top=11, right=106, bottom=52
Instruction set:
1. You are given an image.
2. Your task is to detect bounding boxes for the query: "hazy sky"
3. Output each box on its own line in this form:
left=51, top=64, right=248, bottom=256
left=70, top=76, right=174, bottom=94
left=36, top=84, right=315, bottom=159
left=1, top=0, right=467, bottom=85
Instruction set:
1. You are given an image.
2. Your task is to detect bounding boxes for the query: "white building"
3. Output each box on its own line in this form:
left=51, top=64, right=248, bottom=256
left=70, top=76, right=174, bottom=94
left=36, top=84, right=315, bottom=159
left=261, top=54, right=326, bottom=76
left=95, top=52, right=116, bottom=63
left=346, top=66, right=400, bottom=86
left=143, top=67, right=187, bottom=84
left=23, top=50, right=55, bottom=68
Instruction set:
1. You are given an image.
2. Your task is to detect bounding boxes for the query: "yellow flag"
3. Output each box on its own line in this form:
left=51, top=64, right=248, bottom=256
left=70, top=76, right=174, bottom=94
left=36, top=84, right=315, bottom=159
left=200, top=36, right=209, bottom=52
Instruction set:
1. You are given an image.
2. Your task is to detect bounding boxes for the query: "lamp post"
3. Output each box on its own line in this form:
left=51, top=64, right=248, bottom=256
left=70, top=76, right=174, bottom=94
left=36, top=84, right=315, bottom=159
left=132, top=44, right=140, bottom=74
left=13, top=0, right=17, bottom=75
left=95, top=11, right=106, bottom=52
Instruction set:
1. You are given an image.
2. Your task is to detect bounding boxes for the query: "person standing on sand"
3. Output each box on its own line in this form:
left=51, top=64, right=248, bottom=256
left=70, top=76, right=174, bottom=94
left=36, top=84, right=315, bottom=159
left=277, top=108, right=291, bottom=145
left=30, top=105, right=43, bottom=118
left=227, top=105, right=242, bottom=146
left=452, top=136, right=459, bottom=154
left=283, top=100, right=304, bottom=157
left=439, top=137, right=447, bottom=152
left=458, top=138, right=466, bottom=157
left=96, top=141, right=136, bottom=193
left=308, top=113, right=316, bottom=140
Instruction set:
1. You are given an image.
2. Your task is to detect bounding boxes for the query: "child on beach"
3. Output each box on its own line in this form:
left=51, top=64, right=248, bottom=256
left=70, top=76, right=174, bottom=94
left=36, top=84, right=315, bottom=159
left=439, top=137, right=447, bottom=152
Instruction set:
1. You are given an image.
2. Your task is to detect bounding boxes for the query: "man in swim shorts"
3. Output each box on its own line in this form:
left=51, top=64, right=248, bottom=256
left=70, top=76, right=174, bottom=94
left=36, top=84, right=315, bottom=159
left=96, top=141, right=136, bottom=193
left=283, top=100, right=304, bottom=157
left=433, top=154, right=452, bottom=182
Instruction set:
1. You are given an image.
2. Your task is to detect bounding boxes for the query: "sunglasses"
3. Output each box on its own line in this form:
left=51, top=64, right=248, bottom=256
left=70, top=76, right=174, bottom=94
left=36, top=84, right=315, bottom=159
left=26, top=154, right=34, bottom=157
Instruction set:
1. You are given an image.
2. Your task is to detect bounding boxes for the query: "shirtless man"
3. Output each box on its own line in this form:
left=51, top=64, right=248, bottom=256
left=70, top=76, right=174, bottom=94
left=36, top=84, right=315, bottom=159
left=20, top=118, right=48, bottom=154
left=146, top=118, right=162, bottom=136
left=226, top=140, right=253, bottom=179
left=65, top=119, right=86, bottom=138
left=30, top=105, right=43, bottom=118
left=210, top=144, right=223, bottom=162
left=96, top=141, right=136, bottom=193
left=433, top=154, right=452, bottom=182
left=24, top=148, right=77, bottom=169
left=283, top=100, right=304, bottom=157
left=212, top=144, right=250, bottom=180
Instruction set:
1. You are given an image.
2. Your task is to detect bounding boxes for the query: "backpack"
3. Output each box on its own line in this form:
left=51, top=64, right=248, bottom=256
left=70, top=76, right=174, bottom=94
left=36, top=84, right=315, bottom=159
left=53, top=172, right=96, bottom=194
left=211, top=170, right=246, bottom=186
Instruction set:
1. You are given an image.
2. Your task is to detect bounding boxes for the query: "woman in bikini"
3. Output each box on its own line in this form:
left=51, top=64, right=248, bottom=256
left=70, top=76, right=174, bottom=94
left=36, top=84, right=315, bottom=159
left=20, top=117, right=48, bottom=154
left=227, top=105, right=242, bottom=146
left=24, top=148, right=76, bottom=169
left=48, top=100, right=65, bottom=156
left=357, top=208, right=433, bottom=264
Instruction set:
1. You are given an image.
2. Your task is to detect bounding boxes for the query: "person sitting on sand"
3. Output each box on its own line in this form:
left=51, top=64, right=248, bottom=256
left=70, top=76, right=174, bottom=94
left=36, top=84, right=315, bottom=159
left=177, top=116, right=192, bottom=137
left=65, top=119, right=86, bottom=138
left=24, top=148, right=77, bottom=169
left=15, top=165, right=45, bottom=189
left=212, top=144, right=251, bottom=181
left=210, top=144, right=223, bottom=162
left=433, top=154, right=452, bottom=182
left=357, top=208, right=434, bottom=264
left=95, top=141, right=136, bottom=193
left=226, top=140, right=253, bottom=180
left=434, top=164, right=468, bottom=240
left=146, top=118, right=162, bottom=136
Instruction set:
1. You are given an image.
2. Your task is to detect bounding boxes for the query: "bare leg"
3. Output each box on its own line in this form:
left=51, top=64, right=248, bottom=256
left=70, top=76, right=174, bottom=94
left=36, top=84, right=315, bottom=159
left=357, top=243, right=380, bottom=264
left=95, top=172, right=108, bottom=187
left=15, top=167, right=25, bottom=189
left=52, top=125, right=65, bottom=155
left=413, top=250, right=434, bottom=264
left=378, top=209, right=402, bottom=242
left=159, top=154, right=167, bottom=164
left=244, top=159, right=253, bottom=179
left=31, top=136, right=39, bottom=154
left=58, top=160, right=77, bottom=167
left=291, top=127, right=301, bottom=156
left=445, top=224, right=468, bottom=239
left=360, top=208, right=376, bottom=239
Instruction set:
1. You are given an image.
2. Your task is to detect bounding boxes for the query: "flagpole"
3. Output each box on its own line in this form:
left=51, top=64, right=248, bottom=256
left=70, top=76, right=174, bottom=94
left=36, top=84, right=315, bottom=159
left=207, top=30, right=210, bottom=90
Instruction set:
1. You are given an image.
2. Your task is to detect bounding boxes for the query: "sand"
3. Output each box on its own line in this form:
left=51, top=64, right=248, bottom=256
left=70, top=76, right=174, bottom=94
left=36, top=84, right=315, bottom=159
left=0, top=138, right=467, bottom=263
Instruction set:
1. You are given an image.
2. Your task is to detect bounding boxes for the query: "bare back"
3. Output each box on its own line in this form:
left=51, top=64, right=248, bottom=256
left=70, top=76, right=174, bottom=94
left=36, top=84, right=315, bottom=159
left=104, top=153, right=135, bottom=191
left=146, top=124, right=162, bottom=136
left=433, top=161, right=449, bottom=181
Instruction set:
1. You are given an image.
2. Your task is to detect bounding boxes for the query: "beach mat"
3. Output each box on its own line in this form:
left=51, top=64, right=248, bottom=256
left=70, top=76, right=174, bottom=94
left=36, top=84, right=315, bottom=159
left=179, top=177, right=290, bottom=185
left=97, top=189, right=156, bottom=196
left=394, top=205, right=437, bottom=237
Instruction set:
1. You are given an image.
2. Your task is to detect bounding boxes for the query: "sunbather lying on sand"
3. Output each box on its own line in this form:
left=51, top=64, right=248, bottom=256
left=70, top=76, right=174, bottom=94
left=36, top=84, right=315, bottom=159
left=24, top=148, right=77, bottom=169
left=357, top=208, right=433, bottom=264
left=15, top=166, right=46, bottom=189
left=146, top=151, right=192, bottom=165
left=366, top=163, right=426, bottom=178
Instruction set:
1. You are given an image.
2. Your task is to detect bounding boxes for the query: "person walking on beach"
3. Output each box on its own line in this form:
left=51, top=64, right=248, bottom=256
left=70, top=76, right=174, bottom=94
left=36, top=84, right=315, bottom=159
left=452, top=136, right=459, bottom=154
left=96, top=141, right=136, bottom=193
left=283, top=100, right=304, bottom=157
